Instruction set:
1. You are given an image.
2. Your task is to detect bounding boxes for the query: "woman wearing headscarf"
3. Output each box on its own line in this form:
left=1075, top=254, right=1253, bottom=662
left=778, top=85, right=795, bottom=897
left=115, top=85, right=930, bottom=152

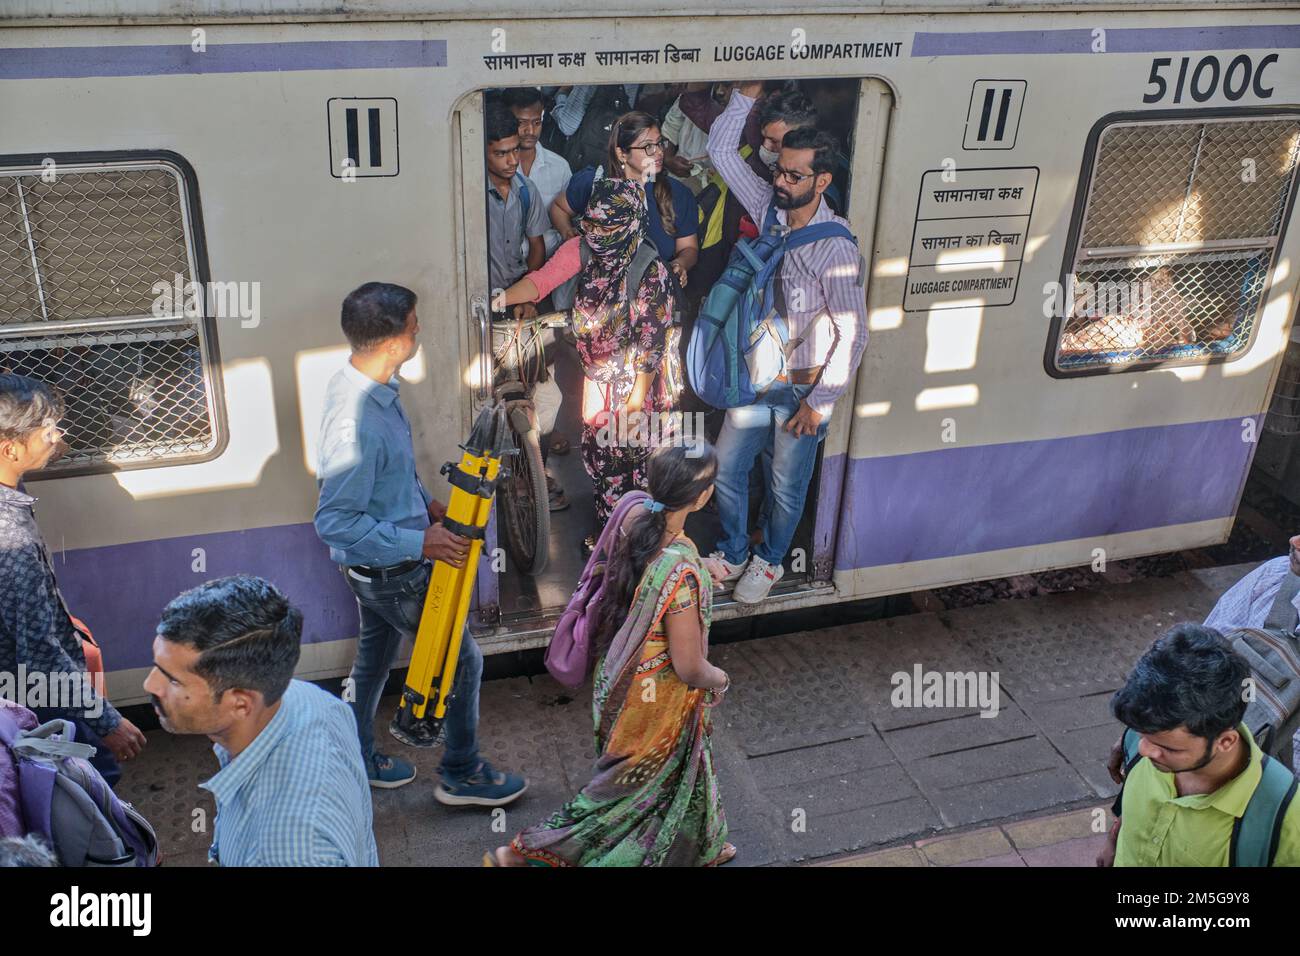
left=494, top=175, right=681, bottom=540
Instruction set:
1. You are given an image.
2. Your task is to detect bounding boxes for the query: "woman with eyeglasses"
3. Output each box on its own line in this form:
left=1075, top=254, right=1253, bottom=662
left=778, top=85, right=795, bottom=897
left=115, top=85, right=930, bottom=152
left=551, top=111, right=700, bottom=292
left=486, top=442, right=736, bottom=867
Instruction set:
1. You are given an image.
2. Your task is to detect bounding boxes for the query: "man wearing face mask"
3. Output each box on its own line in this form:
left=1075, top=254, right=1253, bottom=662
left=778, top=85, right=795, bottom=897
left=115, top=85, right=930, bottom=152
left=704, top=81, right=868, bottom=605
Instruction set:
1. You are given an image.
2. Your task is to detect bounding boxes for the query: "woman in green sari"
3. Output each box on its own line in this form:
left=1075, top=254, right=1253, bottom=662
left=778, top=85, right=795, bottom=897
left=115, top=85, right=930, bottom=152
left=489, top=441, right=734, bottom=866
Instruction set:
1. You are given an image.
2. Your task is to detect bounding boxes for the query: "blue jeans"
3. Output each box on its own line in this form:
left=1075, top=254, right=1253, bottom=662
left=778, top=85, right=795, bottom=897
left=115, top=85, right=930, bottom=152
left=714, top=382, right=828, bottom=567
left=344, top=562, right=482, bottom=780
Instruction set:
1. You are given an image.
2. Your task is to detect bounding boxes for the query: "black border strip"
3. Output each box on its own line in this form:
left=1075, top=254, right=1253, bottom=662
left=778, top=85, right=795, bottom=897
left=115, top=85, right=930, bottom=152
left=0, top=149, right=230, bottom=480
left=1044, top=105, right=1300, bottom=380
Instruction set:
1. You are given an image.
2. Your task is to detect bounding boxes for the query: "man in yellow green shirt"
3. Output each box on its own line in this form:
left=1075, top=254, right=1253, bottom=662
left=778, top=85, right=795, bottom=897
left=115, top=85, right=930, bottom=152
left=1099, top=623, right=1300, bottom=867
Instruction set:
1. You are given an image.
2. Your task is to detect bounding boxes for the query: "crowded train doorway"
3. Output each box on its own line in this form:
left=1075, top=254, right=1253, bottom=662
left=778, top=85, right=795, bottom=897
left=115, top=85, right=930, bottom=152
left=456, top=77, right=884, bottom=637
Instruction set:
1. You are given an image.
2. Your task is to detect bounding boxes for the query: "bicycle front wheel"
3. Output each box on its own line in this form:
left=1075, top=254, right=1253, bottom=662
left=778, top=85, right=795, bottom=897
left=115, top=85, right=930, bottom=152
left=500, top=424, right=550, bottom=576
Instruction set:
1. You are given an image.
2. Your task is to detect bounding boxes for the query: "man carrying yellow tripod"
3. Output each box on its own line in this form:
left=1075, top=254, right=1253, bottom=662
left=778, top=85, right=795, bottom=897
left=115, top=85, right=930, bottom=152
left=314, top=282, right=527, bottom=807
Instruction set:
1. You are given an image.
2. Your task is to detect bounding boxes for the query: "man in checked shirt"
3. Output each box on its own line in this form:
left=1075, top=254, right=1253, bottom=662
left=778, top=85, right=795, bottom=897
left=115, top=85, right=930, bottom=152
left=705, top=81, right=869, bottom=604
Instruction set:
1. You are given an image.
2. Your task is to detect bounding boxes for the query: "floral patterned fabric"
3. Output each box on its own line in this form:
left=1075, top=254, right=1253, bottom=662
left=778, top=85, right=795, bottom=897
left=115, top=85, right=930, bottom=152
left=572, top=177, right=681, bottom=523
left=510, top=531, right=727, bottom=866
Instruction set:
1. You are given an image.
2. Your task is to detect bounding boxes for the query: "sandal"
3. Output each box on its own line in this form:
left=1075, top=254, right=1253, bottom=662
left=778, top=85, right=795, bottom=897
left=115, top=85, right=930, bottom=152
left=706, top=842, right=738, bottom=866
left=547, top=474, right=570, bottom=512
left=550, top=436, right=571, bottom=456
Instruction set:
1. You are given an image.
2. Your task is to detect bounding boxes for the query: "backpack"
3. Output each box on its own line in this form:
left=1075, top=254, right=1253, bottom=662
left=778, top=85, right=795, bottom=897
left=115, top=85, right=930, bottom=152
left=0, top=703, right=160, bottom=867
left=545, top=490, right=649, bottom=687
left=686, top=202, right=858, bottom=409
left=1119, top=726, right=1297, bottom=866
left=576, top=235, right=661, bottom=319
left=563, top=85, right=634, bottom=174
left=1224, top=572, right=1300, bottom=759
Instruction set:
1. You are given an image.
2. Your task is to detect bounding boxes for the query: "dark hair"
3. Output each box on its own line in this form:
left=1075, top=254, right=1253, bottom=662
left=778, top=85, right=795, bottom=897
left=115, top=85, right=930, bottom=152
left=0, top=373, right=64, bottom=443
left=340, top=282, right=417, bottom=352
left=780, top=126, right=840, bottom=177
left=484, top=99, right=521, bottom=145
left=607, top=111, right=676, bottom=237
left=1111, top=623, right=1250, bottom=741
left=758, top=90, right=818, bottom=135
left=157, top=574, right=303, bottom=706
left=499, top=87, right=544, bottom=111
left=594, top=441, right=718, bottom=647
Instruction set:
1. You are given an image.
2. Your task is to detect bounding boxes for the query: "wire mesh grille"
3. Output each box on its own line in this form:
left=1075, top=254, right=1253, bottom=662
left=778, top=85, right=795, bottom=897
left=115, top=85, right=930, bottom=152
left=1266, top=339, right=1300, bottom=437
left=0, top=325, right=212, bottom=466
left=0, top=164, right=217, bottom=471
left=1057, top=249, right=1271, bottom=367
left=1058, top=117, right=1300, bottom=371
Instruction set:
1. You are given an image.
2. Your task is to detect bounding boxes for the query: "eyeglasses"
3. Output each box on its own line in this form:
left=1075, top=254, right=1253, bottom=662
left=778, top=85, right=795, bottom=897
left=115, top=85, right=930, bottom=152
left=774, top=166, right=815, bottom=186
left=628, top=140, right=666, bottom=156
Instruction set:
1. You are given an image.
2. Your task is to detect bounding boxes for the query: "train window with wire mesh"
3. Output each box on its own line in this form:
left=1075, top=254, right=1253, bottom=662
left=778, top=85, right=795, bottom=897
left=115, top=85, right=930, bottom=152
left=0, top=161, right=221, bottom=474
left=1052, top=115, right=1300, bottom=374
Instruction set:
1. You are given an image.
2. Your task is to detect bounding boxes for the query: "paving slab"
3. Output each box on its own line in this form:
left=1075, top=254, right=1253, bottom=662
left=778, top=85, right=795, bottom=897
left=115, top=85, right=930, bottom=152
left=821, top=845, right=925, bottom=867
left=1019, top=834, right=1108, bottom=867
left=1004, top=807, right=1102, bottom=850
left=917, top=826, right=1013, bottom=866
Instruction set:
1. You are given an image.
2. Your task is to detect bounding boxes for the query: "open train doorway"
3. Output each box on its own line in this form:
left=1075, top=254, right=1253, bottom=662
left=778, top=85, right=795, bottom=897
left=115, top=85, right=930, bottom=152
left=456, top=77, right=888, bottom=639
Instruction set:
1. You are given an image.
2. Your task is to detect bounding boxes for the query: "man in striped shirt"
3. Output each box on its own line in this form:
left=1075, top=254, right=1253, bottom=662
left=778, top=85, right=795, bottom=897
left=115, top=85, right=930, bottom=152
left=144, top=575, right=378, bottom=866
left=705, top=81, right=869, bottom=604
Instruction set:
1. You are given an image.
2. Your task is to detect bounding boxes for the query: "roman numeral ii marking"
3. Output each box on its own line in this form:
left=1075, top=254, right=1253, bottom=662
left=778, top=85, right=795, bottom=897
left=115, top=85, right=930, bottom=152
left=977, top=88, right=1014, bottom=142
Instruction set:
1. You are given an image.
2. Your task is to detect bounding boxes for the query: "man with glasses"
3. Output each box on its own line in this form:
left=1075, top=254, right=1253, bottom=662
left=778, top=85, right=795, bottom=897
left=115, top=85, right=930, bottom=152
left=704, top=81, right=868, bottom=604
left=0, top=374, right=147, bottom=786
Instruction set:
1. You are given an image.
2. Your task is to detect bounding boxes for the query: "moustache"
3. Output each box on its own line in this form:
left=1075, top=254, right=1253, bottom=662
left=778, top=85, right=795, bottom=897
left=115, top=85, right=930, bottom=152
left=150, top=694, right=167, bottom=719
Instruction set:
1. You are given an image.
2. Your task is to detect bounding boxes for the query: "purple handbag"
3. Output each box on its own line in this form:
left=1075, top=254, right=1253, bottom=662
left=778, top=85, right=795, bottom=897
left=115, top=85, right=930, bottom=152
left=545, top=490, right=649, bottom=688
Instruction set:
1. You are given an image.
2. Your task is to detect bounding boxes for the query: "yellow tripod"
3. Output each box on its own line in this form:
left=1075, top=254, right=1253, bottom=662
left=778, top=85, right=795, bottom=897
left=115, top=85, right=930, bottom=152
left=391, top=402, right=514, bottom=747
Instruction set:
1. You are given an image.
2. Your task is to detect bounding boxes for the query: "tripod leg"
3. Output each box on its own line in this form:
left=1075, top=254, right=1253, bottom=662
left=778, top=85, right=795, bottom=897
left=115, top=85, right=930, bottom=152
left=431, top=455, right=500, bottom=720
left=398, top=449, right=488, bottom=725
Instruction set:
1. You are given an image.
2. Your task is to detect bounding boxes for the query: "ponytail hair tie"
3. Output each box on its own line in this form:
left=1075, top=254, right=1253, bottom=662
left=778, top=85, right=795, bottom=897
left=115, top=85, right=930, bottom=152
left=645, top=500, right=666, bottom=513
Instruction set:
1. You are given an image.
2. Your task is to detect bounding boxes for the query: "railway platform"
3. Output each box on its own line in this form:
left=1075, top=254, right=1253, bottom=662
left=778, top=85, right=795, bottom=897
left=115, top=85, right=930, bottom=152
left=117, top=561, right=1259, bottom=867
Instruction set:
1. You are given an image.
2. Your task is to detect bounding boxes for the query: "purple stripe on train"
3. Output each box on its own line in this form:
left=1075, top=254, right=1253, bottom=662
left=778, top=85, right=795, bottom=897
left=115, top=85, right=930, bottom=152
left=911, top=25, right=1300, bottom=57
left=0, top=40, right=447, bottom=80
left=54, top=522, right=359, bottom=672
left=55, top=517, right=500, bottom=675
left=833, top=416, right=1256, bottom=571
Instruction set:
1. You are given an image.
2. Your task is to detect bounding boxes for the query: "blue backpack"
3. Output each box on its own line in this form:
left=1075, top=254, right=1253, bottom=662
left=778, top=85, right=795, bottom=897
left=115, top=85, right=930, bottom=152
left=686, top=203, right=858, bottom=409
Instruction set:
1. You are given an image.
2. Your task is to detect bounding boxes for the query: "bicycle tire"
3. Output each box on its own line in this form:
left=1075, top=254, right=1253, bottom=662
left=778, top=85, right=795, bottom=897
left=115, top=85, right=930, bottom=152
left=500, top=425, right=550, bottom=576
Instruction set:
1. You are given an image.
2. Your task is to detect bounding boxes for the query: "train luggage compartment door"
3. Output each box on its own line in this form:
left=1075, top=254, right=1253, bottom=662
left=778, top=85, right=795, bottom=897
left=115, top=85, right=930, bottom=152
left=450, top=92, right=504, bottom=633
left=808, top=79, right=891, bottom=586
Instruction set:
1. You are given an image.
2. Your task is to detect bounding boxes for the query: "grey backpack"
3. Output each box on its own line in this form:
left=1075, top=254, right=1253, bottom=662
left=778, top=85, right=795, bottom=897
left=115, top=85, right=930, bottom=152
left=1227, top=572, right=1300, bottom=762
left=0, top=708, right=160, bottom=867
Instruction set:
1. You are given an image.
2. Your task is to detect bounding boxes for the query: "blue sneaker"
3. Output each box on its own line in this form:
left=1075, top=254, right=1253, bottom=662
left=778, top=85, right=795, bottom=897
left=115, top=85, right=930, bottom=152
left=368, top=752, right=417, bottom=790
left=435, top=760, right=528, bottom=807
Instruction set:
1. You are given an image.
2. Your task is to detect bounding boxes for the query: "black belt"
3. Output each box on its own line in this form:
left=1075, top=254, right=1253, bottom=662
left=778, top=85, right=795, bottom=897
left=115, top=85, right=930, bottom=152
left=346, top=559, right=424, bottom=582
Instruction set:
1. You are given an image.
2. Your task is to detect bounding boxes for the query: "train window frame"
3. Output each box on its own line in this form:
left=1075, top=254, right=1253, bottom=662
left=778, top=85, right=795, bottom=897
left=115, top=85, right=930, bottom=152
left=0, top=150, right=228, bottom=478
left=1045, top=108, right=1300, bottom=379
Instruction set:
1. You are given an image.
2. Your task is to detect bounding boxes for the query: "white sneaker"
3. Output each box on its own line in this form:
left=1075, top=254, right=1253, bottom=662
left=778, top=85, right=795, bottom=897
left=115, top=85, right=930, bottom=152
left=733, top=556, right=784, bottom=604
left=707, top=551, right=749, bottom=584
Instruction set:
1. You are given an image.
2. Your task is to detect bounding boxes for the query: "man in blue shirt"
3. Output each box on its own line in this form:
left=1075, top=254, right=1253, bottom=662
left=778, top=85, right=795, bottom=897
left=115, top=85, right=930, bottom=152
left=314, top=282, right=526, bottom=806
left=144, top=575, right=378, bottom=866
